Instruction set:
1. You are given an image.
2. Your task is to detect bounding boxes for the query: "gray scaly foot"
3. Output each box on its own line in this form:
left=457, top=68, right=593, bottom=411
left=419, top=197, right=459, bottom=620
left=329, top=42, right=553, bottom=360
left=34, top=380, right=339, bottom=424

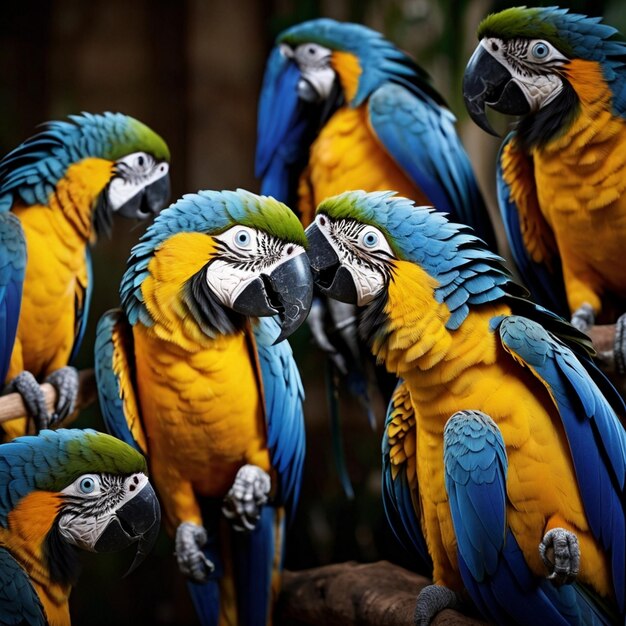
left=570, top=303, right=595, bottom=333
left=414, top=584, right=462, bottom=626
left=5, top=371, right=51, bottom=430
left=45, top=366, right=79, bottom=424
left=222, top=464, right=271, bottom=532
left=539, top=527, right=580, bottom=586
left=175, top=522, right=214, bottom=583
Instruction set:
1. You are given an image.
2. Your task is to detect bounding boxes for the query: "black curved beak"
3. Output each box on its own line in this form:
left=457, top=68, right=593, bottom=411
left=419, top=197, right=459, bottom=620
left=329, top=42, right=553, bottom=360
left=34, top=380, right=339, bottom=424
left=93, top=481, right=161, bottom=576
left=305, top=223, right=358, bottom=305
left=117, top=172, right=171, bottom=220
left=233, top=252, right=313, bottom=344
left=463, top=45, right=530, bottom=136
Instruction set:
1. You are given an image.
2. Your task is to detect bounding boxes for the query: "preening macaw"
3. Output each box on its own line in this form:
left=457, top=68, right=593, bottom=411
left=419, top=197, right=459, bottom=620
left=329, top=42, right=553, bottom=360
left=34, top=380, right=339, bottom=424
left=306, top=190, right=626, bottom=626
left=0, top=428, right=160, bottom=626
left=94, top=189, right=311, bottom=626
left=463, top=6, right=626, bottom=350
left=0, top=112, right=170, bottom=441
left=256, top=18, right=496, bottom=432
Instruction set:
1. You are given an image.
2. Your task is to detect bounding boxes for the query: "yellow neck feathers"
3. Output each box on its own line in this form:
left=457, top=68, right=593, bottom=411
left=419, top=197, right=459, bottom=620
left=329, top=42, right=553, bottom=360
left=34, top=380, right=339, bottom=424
left=543, top=60, right=625, bottom=166
left=48, top=158, right=114, bottom=241
left=140, top=232, right=231, bottom=351
left=331, top=51, right=362, bottom=103
left=373, top=260, right=508, bottom=396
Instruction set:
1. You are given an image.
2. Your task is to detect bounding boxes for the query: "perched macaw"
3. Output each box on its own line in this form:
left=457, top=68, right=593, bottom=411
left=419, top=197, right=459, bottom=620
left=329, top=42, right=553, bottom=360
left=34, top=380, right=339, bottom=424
left=0, top=427, right=160, bottom=626
left=306, top=190, right=626, bottom=626
left=94, top=189, right=311, bottom=626
left=256, top=18, right=497, bottom=434
left=463, top=7, right=626, bottom=350
left=0, top=112, right=170, bottom=441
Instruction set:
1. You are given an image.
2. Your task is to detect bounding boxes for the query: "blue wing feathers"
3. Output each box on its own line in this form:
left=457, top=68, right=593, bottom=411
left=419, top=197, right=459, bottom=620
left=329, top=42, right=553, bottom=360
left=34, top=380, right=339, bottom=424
left=94, top=309, right=143, bottom=453
left=0, top=213, right=26, bottom=383
left=368, top=83, right=496, bottom=250
left=253, top=317, right=305, bottom=521
left=498, top=316, right=626, bottom=612
left=0, top=549, right=46, bottom=626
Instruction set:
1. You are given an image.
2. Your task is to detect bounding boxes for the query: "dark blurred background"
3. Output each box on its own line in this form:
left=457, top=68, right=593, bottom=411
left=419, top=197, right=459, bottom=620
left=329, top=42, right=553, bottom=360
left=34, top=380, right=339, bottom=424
left=0, top=1, right=622, bottom=623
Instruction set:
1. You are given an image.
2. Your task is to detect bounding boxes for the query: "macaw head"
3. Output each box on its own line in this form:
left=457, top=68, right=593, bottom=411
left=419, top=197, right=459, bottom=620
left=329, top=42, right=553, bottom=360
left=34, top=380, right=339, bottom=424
left=0, top=112, right=171, bottom=236
left=305, top=191, right=510, bottom=351
left=0, top=429, right=160, bottom=584
left=255, top=18, right=443, bottom=189
left=121, top=189, right=313, bottom=344
left=463, top=6, right=626, bottom=144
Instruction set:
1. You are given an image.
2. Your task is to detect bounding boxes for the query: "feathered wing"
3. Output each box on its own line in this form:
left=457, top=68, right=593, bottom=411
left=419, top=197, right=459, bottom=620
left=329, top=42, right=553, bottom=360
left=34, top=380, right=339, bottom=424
left=255, top=47, right=317, bottom=206
left=94, top=309, right=147, bottom=455
left=498, top=315, right=626, bottom=615
left=252, top=316, right=306, bottom=519
left=0, top=213, right=25, bottom=383
left=497, top=133, right=568, bottom=316
left=381, top=379, right=431, bottom=572
left=444, top=411, right=613, bottom=626
left=227, top=316, right=306, bottom=626
left=368, top=83, right=496, bottom=250
left=0, top=549, right=46, bottom=626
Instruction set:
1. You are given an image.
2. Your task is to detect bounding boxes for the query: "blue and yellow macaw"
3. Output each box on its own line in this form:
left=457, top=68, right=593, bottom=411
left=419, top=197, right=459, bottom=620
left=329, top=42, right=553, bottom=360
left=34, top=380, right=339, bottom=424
left=0, top=428, right=160, bottom=626
left=463, top=7, right=626, bottom=345
left=256, top=18, right=497, bottom=434
left=0, top=112, right=170, bottom=441
left=306, top=190, right=626, bottom=625
left=94, top=189, right=311, bottom=626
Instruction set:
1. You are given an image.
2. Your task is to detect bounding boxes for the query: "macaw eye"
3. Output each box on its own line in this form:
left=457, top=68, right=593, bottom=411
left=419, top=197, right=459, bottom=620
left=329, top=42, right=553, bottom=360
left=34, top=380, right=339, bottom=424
left=234, top=230, right=251, bottom=248
left=79, top=475, right=99, bottom=494
left=362, top=230, right=379, bottom=248
left=531, top=42, right=549, bottom=60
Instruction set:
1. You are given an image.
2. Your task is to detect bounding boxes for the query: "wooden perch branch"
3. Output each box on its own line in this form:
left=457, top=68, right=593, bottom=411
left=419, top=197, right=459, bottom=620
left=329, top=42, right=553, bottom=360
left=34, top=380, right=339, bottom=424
left=276, top=561, right=487, bottom=626
left=0, top=369, right=97, bottom=425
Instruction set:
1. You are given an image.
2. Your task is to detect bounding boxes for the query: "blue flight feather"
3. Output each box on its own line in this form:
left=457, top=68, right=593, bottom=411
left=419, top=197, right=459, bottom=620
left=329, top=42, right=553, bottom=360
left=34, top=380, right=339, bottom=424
left=0, top=548, right=46, bottom=626
left=231, top=506, right=279, bottom=626
left=445, top=410, right=616, bottom=625
left=498, top=315, right=626, bottom=612
left=0, top=213, right=26, bottom=384
left=94, top=310, right=145, bottom=454
left=253, top=316, right=306, bottom=521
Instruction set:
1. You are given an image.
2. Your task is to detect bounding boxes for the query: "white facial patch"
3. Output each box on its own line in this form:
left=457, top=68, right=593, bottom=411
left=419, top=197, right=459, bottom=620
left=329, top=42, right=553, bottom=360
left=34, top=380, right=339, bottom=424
left=108, top=151, right=169, bottom=211
left=481, top=37, right=567, bottom=111
left=58, top=472, right=149, bottom=551
left=314, top=214, right=393, bottom=306
left=293, top=42, right=336, bottom=100
left=205, top=225, right=305, bottom=308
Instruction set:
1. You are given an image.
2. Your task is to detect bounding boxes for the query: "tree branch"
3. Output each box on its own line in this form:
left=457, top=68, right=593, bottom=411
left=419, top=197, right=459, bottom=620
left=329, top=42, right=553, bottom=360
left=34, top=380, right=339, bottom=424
left=276, top=561, right=487, bottom=626
left=0, top=368, right=96, bottom=425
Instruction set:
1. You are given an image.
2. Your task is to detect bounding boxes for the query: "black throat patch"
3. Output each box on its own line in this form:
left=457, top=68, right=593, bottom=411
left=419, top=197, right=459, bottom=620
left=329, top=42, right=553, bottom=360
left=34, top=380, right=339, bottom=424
left=183, top=265, right=247, bottom=338
left=516, top=78, right=580, bottom=151
left=45, top=523, right=81, bottom=587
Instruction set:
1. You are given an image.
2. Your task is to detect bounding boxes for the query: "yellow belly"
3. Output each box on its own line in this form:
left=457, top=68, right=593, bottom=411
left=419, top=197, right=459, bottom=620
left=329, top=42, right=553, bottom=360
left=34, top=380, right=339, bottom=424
left=7, top=204, right=87, bottom=380
left=133, top=325, right=270, bottom=528
left=300, top=105, right=428, bottom=225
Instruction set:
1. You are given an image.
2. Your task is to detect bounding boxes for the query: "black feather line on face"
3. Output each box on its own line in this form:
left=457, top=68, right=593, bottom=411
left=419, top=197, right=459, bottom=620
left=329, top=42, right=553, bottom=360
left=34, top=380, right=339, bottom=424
left=184, top=265, right=247, bottom=338
left=516, top=72, right=580, bottom=150
left=45, top=524, right=81, bottom=587
left=93, top=184, right=113, bottom=238
left=358, top=289, right=390, bottom=350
